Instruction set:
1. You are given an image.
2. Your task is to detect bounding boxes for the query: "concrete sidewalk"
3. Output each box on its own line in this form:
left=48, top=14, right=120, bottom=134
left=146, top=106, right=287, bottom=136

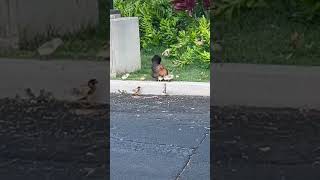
left=110, top=80, right=210, bottom=97
left=1, top=58, right=320, bottom=108
left=212, top=63, right=320, bottom=109
left=0, top=58, right=209, bottom=103
left=0, top=58, right=109, bottom=103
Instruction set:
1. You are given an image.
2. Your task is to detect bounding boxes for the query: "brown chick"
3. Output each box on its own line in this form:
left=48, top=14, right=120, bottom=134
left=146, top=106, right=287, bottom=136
left=151, top=55, right=168, bottom=80
left=78, top=79, right=98, bottom=102
left=132, top=86, right=141, bottom=96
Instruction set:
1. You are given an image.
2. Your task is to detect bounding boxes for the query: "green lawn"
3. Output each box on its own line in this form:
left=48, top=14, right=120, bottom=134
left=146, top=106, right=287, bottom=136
left=113, top=49, right=210, bottom=82
left=213, top=4, right=320, bottom=66
left=0, top=36, right=106, bottom=60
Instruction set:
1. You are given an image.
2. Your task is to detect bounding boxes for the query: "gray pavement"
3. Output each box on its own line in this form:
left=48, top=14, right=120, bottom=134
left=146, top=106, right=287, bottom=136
left=110, top=94, right=210, bottom=180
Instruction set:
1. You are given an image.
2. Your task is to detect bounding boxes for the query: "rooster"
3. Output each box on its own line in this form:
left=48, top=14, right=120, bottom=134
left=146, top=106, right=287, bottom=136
left=151, top=55, right=168, bottom=80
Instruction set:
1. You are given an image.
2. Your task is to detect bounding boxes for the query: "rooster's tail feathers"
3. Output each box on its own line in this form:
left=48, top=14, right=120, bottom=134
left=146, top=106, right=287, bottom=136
left=151, top=55, right=161, bottom=64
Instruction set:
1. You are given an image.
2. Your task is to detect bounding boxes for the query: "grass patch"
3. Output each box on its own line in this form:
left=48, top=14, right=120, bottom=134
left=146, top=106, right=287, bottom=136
left=113, top=49, right=210, bottom=82
left=46, top=27, right=106, bottom=59
left=0, top=30, right=106, bottom=60
left=214, top=4, right=320, bottom=66
left=0, top=50, right=37, bottom=59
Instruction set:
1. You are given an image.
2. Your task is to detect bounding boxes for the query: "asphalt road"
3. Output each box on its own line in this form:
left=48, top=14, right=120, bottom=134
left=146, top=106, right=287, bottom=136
left=212, top=106, right=320, bottom=180
left=110, top=94, right=210, bottom=180
left=0, top=96, right=108, bottom=180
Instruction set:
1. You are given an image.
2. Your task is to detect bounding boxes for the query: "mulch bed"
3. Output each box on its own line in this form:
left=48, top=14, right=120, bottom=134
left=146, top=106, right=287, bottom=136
left=212, top=106, right=320, bottom=180
left=0, top=95, right=109, bottom=180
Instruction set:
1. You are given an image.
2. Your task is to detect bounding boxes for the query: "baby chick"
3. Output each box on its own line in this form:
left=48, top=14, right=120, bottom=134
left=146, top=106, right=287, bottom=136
left=132, top=86, right=141, bottom=96
left=78, top=79, right=98, bottom=102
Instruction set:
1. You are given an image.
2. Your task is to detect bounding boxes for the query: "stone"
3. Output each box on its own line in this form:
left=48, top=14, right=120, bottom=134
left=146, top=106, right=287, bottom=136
left=37, top=38, right=63, bottom=56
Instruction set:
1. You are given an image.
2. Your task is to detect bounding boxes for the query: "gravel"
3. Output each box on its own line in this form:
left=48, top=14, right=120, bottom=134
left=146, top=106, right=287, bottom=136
left=212, top=106, right=320, bottom=180
left=0, top=93, right=109, bottom=180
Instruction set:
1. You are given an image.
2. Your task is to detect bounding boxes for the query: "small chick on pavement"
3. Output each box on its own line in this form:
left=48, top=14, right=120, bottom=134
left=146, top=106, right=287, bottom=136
left=162, top=83, right=168, bottom=96
left=77, top=79, right=98, bottom=103
left=132, top=86, right=141, bottom=96
left=24, top=88, right=36, bottom=99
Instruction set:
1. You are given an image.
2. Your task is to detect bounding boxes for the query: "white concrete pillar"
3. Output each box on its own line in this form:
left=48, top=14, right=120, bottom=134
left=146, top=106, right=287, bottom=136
left=0, top=0, right=19, bottom=49
left=110, top=17, right=141, bottom=78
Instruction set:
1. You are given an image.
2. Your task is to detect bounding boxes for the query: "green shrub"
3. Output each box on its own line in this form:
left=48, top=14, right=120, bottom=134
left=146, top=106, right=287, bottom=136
left=115, top=0, right=210, bottom=67
left=114, top=0, right=175, bottom=49
left=298, top=0, right=320, bottom=20
left=213, top=0, right=320, bottom=21
left=214, top=0, right=270, bottom=20
left=159, top=17, right=179, bottom=47
left=170, top=16, right=210, bottom=68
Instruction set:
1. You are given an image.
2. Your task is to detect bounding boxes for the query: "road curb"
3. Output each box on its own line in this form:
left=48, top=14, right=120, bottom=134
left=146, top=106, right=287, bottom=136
left=110, top=80, right=210, bottom=96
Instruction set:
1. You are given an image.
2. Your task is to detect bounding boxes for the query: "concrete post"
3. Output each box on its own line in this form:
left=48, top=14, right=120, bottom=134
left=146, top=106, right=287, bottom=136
left=110, top=17, right=141, bottom=78
left=0, top=0, right=19, bottom=50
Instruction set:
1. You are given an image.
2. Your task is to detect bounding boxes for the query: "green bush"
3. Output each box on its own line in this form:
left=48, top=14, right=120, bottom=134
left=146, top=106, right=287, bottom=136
left=170, top=16, right=210, bottom=68
left=114, top=0, right=210, bottom=67
left=159, top=17, right=179, bottom=47
left=114, top=0, right=175, bottom=48
left=214, top=0, right=270, bottom=20
left=214, top=0, right=320, bottom=21
left=298, top=0, right=320, bottom=20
